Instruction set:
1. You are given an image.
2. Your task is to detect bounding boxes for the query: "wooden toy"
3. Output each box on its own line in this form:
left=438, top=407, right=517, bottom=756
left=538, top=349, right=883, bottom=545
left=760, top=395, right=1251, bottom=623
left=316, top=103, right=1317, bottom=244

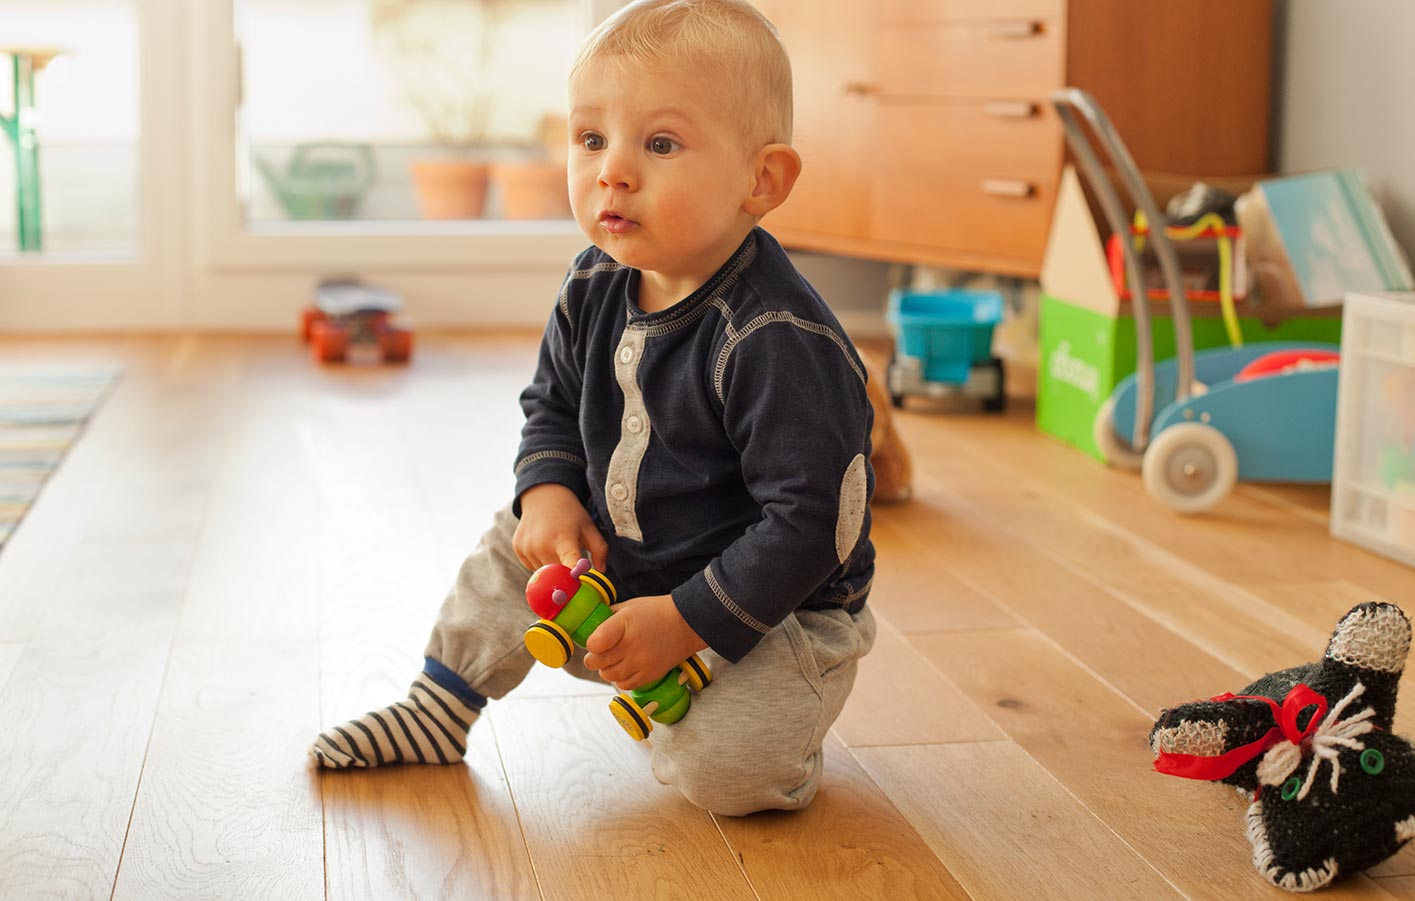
left=301, top=278, right=413, bottom=364
left=524, top=558, right=712, bottom=740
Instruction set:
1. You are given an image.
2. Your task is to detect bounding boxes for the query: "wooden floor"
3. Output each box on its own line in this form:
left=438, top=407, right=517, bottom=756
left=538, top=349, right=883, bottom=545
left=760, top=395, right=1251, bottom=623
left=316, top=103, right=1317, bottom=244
left=0, top=332, right=1413, bottom=900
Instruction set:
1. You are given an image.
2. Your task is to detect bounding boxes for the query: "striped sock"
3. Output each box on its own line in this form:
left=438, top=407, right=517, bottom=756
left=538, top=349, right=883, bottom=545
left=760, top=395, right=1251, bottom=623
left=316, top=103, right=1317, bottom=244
left=311, top=672, right=480, bottom=769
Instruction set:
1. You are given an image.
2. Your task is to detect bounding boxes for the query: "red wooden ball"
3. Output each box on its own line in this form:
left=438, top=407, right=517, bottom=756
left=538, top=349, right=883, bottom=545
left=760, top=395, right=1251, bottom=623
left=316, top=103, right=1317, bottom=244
left=525, top=563, right=579, bottom=619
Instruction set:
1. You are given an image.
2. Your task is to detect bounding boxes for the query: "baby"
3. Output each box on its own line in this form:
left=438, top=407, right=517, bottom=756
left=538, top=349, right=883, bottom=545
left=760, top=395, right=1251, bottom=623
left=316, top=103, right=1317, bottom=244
left=312, top=0, right=877, bottom=817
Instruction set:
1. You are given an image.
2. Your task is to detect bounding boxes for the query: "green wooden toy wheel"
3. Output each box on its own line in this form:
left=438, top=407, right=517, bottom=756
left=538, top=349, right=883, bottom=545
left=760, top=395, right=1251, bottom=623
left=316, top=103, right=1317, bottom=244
left=610, top=694, right=652, bottom=740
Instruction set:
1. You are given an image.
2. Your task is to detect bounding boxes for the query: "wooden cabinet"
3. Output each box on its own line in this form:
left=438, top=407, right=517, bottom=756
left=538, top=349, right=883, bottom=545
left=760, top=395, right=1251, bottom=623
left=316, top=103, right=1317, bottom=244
left=756, top=0, right=874, bottom=241
left=757, top=0, right=1273, bottom=278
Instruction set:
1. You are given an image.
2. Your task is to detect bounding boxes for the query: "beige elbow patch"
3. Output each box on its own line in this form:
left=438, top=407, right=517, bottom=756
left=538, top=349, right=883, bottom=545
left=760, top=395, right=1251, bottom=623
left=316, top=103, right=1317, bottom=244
left=836, top=454, right=868, bottom=563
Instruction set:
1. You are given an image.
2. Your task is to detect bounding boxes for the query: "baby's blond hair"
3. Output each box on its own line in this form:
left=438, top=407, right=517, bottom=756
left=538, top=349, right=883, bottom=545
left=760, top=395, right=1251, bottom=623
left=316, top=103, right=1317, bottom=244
left=570, top=0, right=793, bottom=148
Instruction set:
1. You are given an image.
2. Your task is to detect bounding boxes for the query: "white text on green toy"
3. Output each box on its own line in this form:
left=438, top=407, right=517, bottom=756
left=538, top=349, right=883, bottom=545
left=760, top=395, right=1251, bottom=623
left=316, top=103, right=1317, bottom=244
left=523, top=558, right=712, bottom=740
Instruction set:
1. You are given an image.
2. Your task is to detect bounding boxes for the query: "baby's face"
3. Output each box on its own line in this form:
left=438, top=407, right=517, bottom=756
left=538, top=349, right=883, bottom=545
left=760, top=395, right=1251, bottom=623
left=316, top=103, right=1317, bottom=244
left=568, top=57, right=758, bottom=293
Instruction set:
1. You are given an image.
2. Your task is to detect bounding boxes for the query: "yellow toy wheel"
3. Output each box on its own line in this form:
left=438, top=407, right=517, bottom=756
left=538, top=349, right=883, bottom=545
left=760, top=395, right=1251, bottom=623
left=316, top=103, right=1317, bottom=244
left=680, top=653, right=712, bottom=691
left=609, top=694, right=653, bottom=741
left=524, top=619, right=573, bottom=668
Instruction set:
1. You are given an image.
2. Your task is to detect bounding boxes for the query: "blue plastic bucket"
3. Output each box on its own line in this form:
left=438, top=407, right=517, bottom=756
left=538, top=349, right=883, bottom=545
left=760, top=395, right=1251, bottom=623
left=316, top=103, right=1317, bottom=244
left=887, top=289, right=1003, bottom=384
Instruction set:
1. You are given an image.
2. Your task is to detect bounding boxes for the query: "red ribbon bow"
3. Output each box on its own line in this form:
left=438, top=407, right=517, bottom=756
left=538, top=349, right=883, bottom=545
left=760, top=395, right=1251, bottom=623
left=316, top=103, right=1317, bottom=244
left=1154, top=683, right=1329, bottom=781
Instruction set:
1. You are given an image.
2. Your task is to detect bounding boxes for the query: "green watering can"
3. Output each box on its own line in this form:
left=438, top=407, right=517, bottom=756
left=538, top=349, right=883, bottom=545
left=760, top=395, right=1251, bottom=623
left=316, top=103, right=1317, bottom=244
left=257, top=142, right=376, bottom=220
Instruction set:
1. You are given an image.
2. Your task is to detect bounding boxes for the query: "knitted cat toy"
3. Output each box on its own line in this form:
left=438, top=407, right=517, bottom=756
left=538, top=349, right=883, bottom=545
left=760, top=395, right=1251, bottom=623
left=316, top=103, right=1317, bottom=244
left=1149, top=602, right=1415, bottom=892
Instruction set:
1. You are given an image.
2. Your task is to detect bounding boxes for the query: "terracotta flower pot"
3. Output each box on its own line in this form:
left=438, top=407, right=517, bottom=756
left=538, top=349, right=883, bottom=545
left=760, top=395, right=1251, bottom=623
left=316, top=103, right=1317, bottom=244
left=492, top=162, right=572, bottom=220
left=410, top=160, right=491, bottom=220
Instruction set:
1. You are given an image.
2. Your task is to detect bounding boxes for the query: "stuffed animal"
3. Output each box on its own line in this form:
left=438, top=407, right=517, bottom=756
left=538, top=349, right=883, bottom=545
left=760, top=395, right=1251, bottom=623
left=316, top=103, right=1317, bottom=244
left=1149, top=602, right=1415, bottom=892
left=863, top=354, right=913, bottom=504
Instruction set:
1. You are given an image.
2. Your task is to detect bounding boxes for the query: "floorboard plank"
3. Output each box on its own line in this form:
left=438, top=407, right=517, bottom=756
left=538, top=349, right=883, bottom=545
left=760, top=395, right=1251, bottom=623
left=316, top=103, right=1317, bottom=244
left=854, top=740, right=1182, bottom=900
left=877, top=490, right=1249, bottom=718
left=912, top=452, right=1415, bottom=735
left=114, top=343, right=325, bottom=898
left=321, top=726, right=537, bottom=900
left=1368, top=841, right=1415, bottom=879
left=1371, top=874, right=1415, bottom=897
left=906, top=409, right=1415, bottom=600
left=0, top=642, right=20, bottom=693
left=913, top=451, right=1342, bottom=688
left=0, top=341, right=157, bottom=642
left=835, top=620, right=1004, bottom=748
left=0, top=340, right=236, bottom=897
left=868, top=512, right=1020, bottom=634
left=712, top=732, right=973, bottom=899
left=310, top=351, right=539, bottom=900
left=915, top=627, right=1397, bottom=899
left=493, top=694, right=756, bottom=900
left=1, top=335, right=1410, bottom=898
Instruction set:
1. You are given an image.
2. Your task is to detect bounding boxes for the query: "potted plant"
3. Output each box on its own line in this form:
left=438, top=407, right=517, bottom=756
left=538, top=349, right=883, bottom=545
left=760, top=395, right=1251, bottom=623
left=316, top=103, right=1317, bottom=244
left=491, top=112, right=572, bottom=220
left=370, top=0, right=511, bottom=219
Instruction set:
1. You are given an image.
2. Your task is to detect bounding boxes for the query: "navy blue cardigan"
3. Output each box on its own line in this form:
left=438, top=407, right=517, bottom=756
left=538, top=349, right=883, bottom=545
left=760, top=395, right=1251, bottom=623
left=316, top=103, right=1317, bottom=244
left=513, top=228, right=875, bottom=663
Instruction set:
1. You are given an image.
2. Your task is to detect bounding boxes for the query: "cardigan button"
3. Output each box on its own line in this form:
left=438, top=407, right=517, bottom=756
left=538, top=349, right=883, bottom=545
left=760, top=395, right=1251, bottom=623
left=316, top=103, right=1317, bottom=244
left=609, top=482, right=628, bottom=501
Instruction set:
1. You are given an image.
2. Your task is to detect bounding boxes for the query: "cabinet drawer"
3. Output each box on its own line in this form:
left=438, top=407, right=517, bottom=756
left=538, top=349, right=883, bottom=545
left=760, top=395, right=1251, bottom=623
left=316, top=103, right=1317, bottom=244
left=871, top=173, right=1055, bottom=261
left=877, top=100, right=1061, bottom=180
left=877, top=0, right=1062, bottom=25
left=877, top=20, right=1063, bottom=99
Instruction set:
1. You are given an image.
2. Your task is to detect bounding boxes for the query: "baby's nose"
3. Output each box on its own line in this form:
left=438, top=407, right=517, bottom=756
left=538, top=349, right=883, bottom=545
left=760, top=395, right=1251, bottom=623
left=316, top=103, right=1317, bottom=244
left=598, top=153, right=638, bottom=191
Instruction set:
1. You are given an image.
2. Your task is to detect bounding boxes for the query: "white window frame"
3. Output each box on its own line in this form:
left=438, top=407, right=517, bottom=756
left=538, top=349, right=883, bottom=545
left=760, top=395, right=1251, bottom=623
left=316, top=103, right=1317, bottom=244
left=187, top=0, right=610, bottom=330
left=190, top=0, right=593, bottom=273
left=1, top=0, right=626, bottom=331
left=0, top=0, right=188, bottom=330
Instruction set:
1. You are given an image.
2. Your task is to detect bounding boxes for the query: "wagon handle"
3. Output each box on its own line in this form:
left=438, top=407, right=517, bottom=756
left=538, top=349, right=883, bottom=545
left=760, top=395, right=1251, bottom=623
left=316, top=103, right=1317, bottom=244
left=1051, top=88, right=1195, bottom=454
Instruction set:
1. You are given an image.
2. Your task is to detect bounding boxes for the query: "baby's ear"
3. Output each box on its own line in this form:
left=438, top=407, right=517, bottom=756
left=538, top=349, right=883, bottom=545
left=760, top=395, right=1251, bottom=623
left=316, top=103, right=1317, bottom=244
left=742, top=143, right=802, bottom=217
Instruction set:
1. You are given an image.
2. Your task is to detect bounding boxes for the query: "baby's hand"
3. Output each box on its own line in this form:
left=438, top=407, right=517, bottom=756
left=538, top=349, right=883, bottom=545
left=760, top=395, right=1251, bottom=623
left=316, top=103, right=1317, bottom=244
left=513, top=483, right=608, bottom=571
left=583, top=594, right=708, bottom=692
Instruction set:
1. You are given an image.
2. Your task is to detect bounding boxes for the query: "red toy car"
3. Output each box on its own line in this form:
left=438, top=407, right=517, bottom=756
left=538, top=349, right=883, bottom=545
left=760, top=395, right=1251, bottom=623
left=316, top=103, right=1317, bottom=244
left=301, top=278, right=413, bottom=364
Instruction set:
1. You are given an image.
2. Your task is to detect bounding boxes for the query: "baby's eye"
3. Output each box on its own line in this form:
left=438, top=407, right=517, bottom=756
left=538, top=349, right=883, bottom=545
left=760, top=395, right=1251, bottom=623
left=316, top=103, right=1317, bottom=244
left=648, top=136, right=680, bottom=155
left=580, top=133, right=605, bottom=151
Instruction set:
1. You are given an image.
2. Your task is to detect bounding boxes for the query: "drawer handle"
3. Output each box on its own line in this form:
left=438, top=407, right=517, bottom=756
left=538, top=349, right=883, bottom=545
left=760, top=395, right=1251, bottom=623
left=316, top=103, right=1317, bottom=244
left=842, top=81, right=879, bottom=97
left=989, top=20, right=1043, bottom=38
left=981, top=179, right=1036, bottom=198
left=983, top=101, right=1039, bottom=119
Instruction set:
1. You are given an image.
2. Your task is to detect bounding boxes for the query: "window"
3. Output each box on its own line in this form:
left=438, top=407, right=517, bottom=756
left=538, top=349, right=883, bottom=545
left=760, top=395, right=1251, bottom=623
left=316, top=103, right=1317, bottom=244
left=236, top=0, right=582, bottom=226
left=1, top=0, right=140, bottom=256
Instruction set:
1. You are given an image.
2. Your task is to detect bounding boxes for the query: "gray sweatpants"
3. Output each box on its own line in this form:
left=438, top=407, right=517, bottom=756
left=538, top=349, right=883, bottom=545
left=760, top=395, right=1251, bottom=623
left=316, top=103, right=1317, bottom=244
left=424, top=504, right=877, bottom=817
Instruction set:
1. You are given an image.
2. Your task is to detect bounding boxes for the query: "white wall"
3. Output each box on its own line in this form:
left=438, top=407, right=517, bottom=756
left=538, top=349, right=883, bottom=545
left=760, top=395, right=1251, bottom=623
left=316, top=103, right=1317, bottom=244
left=1273, top=0, right=1415, bottom=261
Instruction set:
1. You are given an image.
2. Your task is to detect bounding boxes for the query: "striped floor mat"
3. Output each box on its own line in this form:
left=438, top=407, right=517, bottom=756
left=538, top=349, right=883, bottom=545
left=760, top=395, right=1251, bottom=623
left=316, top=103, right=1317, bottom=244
left=0, top=369, right=119, bottom=549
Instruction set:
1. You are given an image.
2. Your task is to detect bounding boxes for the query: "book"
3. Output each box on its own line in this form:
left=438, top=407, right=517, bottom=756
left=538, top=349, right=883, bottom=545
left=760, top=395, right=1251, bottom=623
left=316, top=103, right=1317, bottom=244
left=1238, top=169, right=1413, bottom=308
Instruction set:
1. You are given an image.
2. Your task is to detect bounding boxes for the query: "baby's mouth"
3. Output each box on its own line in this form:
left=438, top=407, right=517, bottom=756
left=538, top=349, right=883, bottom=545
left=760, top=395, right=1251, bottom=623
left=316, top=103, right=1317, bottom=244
left=598, top=211, right=637, bottom=235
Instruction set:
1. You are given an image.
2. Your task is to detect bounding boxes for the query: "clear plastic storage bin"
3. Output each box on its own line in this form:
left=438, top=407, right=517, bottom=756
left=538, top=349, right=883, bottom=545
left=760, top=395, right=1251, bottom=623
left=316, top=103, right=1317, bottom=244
left=1331, top=292, right=1415, bottom=567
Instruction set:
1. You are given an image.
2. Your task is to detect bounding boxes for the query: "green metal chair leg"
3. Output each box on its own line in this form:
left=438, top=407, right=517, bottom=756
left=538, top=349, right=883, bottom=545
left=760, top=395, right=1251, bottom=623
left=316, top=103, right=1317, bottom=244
left=4, top=53, right=44, bottom=252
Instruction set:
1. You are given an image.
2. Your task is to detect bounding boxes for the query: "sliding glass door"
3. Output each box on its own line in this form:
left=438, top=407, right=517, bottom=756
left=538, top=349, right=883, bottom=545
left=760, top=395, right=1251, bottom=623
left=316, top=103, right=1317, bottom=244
left=0, top=0, right=625, bottom=330
left=0, top=0, right=186, bottom=328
